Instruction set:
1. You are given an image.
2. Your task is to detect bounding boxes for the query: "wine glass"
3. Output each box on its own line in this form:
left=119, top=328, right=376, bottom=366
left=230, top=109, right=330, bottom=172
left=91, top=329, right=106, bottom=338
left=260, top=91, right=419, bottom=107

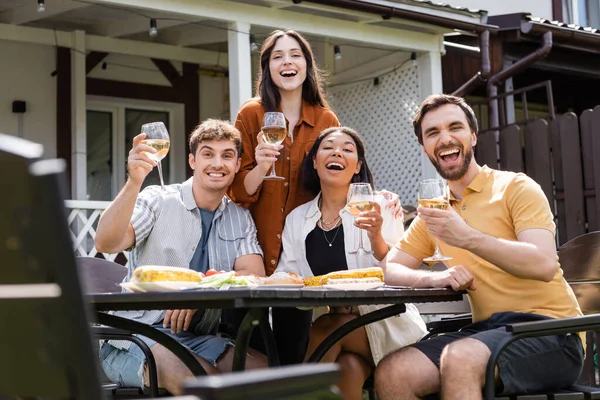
left=141, top=122, right=170, bottom=191
left=347, top=183, right=374, bottom=255
left=262, top=112, right=286, bottom=180
left=418, top=178, right=452, bottom=265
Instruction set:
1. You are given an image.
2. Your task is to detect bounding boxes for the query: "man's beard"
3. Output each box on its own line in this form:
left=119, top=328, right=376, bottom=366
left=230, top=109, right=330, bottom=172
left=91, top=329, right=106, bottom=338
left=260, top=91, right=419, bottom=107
left=428, top=145, right=473, bottom=181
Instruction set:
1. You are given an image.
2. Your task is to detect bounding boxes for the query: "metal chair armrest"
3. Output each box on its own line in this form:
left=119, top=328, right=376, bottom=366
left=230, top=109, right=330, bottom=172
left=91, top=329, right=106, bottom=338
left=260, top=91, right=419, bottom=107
left=92, top=326, right=160, bottom=398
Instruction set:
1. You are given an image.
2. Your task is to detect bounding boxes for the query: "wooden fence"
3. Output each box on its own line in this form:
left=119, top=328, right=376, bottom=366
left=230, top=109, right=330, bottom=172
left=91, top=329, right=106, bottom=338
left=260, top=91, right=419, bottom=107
left=475, top=106, right=600, bottom=245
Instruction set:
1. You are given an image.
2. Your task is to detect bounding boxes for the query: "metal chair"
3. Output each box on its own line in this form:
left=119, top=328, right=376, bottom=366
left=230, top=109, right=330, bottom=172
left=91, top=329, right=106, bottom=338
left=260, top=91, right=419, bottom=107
left=77, top=256, right=167, bottom=398
left=0, top=133, right=193, bottom=399
left=184, top=363, right=342, bottom=400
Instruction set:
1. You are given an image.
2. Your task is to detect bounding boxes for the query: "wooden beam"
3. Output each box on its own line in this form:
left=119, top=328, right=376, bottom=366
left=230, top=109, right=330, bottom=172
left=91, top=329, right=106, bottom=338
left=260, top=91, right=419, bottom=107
left=182, top=62, right=199, bottom=178
left=552, top=0, right=564, bottom=22
left=56, top=47, right=72, bottom=195
left=151, top=59, right=182, bottom=88
left=87, top=78, right=182, bottom=103
left=86, top=51, right=108, bottom=75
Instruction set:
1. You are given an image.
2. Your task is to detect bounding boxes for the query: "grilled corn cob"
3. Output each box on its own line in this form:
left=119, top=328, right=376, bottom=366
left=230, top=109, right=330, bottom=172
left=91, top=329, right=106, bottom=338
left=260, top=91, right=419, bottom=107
left=132, top=266, right=203, bottom=283
left=303, top=267, right=384, bottom=286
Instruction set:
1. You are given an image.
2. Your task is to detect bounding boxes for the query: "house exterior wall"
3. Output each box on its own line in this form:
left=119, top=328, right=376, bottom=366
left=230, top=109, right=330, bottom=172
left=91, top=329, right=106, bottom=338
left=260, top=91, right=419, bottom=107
left=0, top=40, right=57, bottom=158
left=0, top=42, right=228, bottom=160
left=443, top=0, right=553, bottom=19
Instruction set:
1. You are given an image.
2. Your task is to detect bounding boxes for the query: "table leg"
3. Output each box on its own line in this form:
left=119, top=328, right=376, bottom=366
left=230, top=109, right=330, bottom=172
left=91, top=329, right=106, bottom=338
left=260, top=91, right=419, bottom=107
left=96, top=312, right=206, bottom=376
left=306, top=303, right=406, bottom=363
left=232, top=308, right=279, bottom=371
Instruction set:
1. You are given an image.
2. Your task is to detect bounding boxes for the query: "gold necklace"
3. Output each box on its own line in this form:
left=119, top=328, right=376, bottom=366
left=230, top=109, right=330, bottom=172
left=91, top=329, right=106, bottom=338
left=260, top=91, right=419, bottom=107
left=318, top=197, right=341, bottom=229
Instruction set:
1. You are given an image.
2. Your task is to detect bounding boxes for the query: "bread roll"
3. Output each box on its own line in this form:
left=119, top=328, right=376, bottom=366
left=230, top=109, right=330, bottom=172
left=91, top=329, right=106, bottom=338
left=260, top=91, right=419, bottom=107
left=132, top=266, right=202, bottom=283
left=263, top=271, right=304, bottom=285
left=303, top=267, right=384, bottom=286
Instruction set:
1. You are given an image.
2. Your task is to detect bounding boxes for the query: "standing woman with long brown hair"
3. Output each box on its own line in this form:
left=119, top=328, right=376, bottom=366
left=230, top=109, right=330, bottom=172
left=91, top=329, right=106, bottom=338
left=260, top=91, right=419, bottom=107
left=227, top=29, right=339, bottom=365
left=228, top=29, right=339, bottom=275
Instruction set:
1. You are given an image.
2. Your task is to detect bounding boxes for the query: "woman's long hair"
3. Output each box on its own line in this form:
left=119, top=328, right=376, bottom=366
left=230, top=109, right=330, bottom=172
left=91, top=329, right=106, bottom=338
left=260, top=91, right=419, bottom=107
left=256, top=29, right=330, bottom=112
left=302, top=127, right=374, bottom=197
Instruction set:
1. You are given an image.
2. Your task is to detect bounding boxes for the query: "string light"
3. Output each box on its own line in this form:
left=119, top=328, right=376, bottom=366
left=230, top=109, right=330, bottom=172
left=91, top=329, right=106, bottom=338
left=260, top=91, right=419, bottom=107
left=334, top=45, right=342, bottom=61
left=410, top=52, right=417, bottom=67
left=149, top=18, right=158, bottom=37
left=250, top=34, right=258, bottom=53
left=37, top=0, right=46, bottom=13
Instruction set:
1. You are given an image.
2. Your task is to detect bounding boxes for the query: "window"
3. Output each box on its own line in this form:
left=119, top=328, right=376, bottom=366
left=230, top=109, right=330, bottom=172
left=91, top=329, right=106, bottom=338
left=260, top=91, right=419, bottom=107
left=563, top=0, right=600, bottom=28
left=86, top=98, right=184, bottom=200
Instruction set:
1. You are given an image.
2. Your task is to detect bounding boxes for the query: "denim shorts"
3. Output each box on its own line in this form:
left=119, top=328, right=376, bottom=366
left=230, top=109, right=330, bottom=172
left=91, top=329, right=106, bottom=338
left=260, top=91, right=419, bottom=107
left=411, top=312, right=584, bottom=395
left=99, top=322, right=233, bottom=389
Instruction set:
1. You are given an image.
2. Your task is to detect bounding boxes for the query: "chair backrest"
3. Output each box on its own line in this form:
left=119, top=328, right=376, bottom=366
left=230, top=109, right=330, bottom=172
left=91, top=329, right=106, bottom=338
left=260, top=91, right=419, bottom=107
left=76, top=256, right=128, bottom=293
left=558, top=231, right=600, bottom=314
left=0, top=134, right=103, bottom=399
left=183, top=364, right=342, bottom=400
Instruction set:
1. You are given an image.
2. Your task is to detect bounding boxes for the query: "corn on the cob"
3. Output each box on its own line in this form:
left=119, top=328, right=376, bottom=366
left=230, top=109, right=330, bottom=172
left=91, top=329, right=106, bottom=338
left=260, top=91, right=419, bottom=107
left=132, top=266, right=202, bottom=283
left=303, top=267, right=384, bottom=286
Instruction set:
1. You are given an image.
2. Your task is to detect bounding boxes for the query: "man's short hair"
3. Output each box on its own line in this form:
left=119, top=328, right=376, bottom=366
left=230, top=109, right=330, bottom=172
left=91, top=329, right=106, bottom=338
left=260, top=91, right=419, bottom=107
left=189, top=119, right=243, bottom=157
left=412, top=94, right=479, bottom=145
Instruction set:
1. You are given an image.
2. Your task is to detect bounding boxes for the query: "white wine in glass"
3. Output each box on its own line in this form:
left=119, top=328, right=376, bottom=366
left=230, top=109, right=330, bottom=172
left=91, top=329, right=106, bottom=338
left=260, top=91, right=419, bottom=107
left=418, top=178, right=452, bottom=265
left=347, top=183, right=374, bottom=255
left=262, top=112, right=286, bottom=180
left=141, top=122, right=170, bottom=191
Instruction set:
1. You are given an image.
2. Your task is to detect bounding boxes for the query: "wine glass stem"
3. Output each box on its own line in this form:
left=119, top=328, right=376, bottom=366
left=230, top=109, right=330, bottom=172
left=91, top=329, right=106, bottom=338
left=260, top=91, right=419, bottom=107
left=433, top=238, right=443, bottom=257
left=358, top=227, right=365, bottom=250
left=156, top=160, right=165, bottom=190
left=270, top=160, right=277, bottom=177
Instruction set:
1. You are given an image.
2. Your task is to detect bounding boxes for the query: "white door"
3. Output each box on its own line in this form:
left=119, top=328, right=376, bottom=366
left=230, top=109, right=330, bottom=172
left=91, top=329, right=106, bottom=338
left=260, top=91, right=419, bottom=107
left=86, top=97, right=185, bottom=200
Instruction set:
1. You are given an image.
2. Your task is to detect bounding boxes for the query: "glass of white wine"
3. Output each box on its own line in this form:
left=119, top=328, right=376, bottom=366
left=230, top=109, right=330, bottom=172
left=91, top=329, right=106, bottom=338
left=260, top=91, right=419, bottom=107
left=262, top=112, right=287, bottom=180
left=418, top=178, right=452, bottom=265
left=347, top=182, right=374, bottom=255
left=141, top=122, right=170, bottom=191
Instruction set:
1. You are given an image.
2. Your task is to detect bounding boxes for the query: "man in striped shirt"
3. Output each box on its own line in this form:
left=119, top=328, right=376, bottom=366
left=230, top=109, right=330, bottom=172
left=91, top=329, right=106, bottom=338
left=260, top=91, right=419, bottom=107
left=95, top=119, right=267, bottom=395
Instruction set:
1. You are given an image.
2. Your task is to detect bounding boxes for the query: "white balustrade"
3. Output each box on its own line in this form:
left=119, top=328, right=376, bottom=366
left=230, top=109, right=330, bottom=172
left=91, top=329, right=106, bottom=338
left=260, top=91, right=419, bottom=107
left=64, top=200, right=130, bottom=267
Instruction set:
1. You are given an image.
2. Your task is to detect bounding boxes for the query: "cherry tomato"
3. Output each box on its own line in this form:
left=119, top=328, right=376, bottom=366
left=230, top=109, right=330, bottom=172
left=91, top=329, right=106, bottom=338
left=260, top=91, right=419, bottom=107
left=206, top=269, right=219, bottom=276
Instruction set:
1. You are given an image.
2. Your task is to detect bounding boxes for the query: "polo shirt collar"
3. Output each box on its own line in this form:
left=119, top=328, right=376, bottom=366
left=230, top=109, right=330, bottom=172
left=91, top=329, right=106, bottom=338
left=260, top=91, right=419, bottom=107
left=449, top=165, right=492, bottom=202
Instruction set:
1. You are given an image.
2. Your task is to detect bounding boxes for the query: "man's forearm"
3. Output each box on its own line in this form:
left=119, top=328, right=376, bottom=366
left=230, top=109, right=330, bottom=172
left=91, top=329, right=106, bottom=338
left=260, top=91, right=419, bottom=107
left=383, top=260, right=438, bottom=288
left=95, top=179, right=141, bottom=253
left=464, top=230, right=555, bottom=281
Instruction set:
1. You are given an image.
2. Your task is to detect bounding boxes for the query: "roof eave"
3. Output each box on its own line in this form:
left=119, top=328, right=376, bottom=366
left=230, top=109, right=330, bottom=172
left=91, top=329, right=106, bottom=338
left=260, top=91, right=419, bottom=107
left=296, top=0, right=498, bottom=33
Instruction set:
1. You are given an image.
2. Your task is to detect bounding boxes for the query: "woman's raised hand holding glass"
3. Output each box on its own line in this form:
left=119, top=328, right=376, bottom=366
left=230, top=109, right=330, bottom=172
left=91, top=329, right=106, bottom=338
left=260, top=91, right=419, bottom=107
left=141, top=122, right=170, bottom=191
left=418, top=178, right=452, bottom=265
left=347, top=183, right=374, bottom=255
left=261, top=112, right=287, bottom=180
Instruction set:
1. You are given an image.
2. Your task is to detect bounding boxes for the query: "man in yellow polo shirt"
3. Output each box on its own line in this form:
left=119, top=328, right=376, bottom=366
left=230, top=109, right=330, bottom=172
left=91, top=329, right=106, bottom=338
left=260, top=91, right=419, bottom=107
left=375, top=94, right=584, bottom=400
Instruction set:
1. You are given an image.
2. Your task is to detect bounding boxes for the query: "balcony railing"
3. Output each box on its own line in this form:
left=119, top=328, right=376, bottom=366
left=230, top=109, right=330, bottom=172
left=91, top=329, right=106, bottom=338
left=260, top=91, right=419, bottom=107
left=64, top=200, right=130, bottom=267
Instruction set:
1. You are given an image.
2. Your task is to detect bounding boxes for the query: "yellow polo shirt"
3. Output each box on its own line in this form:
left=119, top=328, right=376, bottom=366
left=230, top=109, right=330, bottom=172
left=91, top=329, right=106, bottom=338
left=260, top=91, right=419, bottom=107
left=398, top=166, right=583, bottom=324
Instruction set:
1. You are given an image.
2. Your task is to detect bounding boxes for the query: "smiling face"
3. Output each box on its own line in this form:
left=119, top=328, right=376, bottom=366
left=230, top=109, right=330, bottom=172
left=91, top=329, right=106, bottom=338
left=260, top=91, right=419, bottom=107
left=189, top=140, right=241, bottom=193
left=420, top=104, right=477, bottom=181
left=313, top=131, right=362, bottom=189
left=268, top=35, right=307, bottom=95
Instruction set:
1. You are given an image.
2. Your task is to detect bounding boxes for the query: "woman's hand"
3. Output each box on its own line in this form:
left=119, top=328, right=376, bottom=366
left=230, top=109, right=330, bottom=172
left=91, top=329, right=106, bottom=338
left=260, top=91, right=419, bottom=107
left=378, top=189, right=403, bottom=220
left=255, top=131, right=283, bottom=175
left=355, top=201, right=384, bottom=242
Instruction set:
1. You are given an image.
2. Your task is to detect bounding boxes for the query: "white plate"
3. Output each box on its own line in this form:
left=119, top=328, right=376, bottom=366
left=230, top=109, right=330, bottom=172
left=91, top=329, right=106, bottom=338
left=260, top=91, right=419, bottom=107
left=120, top=281, right=200, bottom=293
left=323, top=282, right=384, bottom=290
left=259, top=284, right=305, bottom=288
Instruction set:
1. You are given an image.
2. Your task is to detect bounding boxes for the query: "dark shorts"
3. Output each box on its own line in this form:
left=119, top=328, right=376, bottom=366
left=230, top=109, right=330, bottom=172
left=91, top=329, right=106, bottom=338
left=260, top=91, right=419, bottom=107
left=411, top=312, right=584, bottom=395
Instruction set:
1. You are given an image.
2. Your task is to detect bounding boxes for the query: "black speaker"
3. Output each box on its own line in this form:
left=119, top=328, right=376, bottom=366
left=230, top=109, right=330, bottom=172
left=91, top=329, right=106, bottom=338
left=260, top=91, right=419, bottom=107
left=12, top=100, right=26, bottom=114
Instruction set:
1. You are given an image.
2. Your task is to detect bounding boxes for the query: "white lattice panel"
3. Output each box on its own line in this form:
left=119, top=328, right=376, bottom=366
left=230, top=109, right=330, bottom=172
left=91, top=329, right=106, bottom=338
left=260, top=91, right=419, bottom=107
left=64, top=200, right=129, bottom=267
left=330, top=63, right=422, bottom=205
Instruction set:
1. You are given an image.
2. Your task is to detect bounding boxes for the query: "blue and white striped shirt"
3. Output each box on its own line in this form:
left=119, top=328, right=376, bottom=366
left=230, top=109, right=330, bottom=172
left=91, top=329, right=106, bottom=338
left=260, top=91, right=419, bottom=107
left=110, top=178, right=263, bottom=349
